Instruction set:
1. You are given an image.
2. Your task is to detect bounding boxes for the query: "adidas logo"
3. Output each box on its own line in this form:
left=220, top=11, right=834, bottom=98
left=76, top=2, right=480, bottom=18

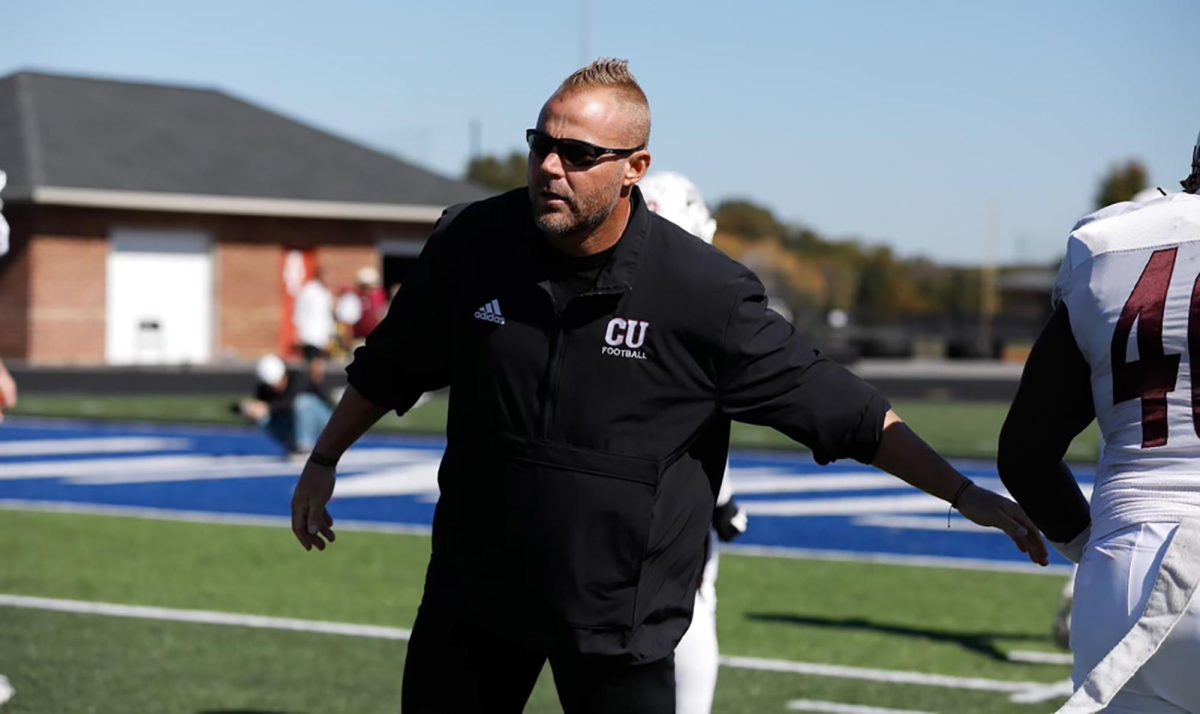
left=474, top=299, right=506, bottom=325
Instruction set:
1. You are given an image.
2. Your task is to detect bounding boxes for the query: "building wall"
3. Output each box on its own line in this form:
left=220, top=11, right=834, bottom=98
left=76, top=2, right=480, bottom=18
left=27, top=234, right=108, bottom=364
left=2, top=206, right=428, bottom=364
left=216, top=240, right=283, bottom=360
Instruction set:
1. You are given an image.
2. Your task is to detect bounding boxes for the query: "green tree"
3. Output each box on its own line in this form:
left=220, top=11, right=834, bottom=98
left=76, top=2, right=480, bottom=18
left=714, top=200, right=785, bottom=242
left=1094, top=160, right=1148, bottom=209
left=854, top=247, right=899, bottom=324
left=465, top=151, right=527, bottom=191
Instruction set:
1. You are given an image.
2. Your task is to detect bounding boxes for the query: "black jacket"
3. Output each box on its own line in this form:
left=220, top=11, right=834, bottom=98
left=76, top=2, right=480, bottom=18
left=348, top=187, right=888, bottom=662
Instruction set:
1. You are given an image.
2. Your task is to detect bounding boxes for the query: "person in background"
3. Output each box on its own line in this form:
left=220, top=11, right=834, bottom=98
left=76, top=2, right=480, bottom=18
left=352, top=267, right=389, bottom=343
left=640, top=170, right=746, bottom=714
left=334, top=286, right=363, bottom=360
left=293, top=266, right=335, bottom=387
left=239, top=354, right=332, bottom=457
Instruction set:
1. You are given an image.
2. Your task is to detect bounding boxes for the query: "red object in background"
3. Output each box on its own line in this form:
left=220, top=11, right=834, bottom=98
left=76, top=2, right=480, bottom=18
left=354, top=286, right=389, bottom=339
left=280, top=248, right=316, bottom=359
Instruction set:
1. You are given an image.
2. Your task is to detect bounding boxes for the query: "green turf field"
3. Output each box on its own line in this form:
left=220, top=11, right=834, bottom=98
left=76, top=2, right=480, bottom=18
left=0, top=510, right=1073, bottom=713
left=9, top=392, right=1101, bottom=462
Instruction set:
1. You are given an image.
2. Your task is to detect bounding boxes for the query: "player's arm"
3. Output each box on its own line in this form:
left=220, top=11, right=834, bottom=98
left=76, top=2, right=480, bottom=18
left=998, top=305, right=1094, bottom=561
left=716, top=273, right=1047, bottom=565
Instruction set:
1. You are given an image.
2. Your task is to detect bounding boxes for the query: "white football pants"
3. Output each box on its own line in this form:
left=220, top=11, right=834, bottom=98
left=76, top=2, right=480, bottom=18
left=675, top=579, right=719, bottom=714
left=1072, top=522, right=1200, bottom=712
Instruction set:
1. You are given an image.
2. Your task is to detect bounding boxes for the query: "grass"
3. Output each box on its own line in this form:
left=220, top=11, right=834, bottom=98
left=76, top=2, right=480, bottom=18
left=0, top=510, right=1072, bottom=713
left=10, top=393, right=1102, bottom=462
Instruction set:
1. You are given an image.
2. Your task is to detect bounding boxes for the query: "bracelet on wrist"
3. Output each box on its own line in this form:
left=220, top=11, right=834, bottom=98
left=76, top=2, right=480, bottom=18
left=947, top=479, right=974, bottom=527
left=308, top=451, right=339, bottom=468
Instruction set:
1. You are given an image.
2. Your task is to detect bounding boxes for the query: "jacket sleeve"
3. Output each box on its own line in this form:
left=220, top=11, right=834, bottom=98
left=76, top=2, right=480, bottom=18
left=716, top=273, right=889, bottom=464
left=344, top=208, right=459, bottom=414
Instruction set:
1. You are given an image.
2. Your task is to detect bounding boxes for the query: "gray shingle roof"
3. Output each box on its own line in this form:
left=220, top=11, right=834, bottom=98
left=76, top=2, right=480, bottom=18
left=0, top=71, right=490, bottom=207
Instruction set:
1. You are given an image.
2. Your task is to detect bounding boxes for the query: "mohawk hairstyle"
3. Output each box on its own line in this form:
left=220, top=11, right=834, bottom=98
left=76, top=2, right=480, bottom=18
left=1183, top=130, right=1200, bottom=194
left=557, top=58, right=651, bottom=146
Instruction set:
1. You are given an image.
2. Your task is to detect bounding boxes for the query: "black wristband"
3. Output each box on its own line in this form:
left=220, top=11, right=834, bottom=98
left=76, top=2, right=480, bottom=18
left=308, top=451, right=339, bottom=468
left=947, top=479, right=974, bottom=528
left=950, top=479, right=974, bottom=509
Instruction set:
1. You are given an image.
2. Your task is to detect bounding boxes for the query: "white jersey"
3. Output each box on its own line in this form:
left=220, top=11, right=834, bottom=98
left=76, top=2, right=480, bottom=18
left=1054, top=193, right=1200, bottom=537
left=293, top=280, right=335, bottom=349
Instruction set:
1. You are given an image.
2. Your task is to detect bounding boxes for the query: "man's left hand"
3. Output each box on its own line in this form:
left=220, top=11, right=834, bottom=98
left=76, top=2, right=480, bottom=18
left=290, top=460, right=337, bottom=551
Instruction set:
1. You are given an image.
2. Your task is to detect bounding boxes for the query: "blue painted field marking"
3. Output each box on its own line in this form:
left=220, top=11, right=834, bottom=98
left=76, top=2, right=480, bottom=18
left=0, top=419, right=1091, bottom=568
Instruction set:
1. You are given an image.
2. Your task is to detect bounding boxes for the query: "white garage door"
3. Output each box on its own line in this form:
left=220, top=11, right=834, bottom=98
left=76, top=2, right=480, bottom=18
left=106, top=229, right=213, bottom=365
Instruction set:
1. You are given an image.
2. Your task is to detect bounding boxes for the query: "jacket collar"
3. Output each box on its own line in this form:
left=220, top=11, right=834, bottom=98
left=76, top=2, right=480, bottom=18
left=593, top=185, right=650, bottom=294
left=522, top=185, right=650, bottom=296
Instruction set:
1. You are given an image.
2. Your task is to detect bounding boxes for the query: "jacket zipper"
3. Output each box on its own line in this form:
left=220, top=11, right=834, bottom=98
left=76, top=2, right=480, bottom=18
left=539, top=286, right=625, bottom=439
left=541, top=321, right=565, bottom=438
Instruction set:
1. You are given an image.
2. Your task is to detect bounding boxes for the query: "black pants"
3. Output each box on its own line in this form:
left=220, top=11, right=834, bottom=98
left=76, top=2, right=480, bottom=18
left=400, top=606, right=676, bottom=714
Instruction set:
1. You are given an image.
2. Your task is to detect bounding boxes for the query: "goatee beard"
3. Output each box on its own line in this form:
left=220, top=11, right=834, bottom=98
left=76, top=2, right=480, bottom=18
left=534, top=201, right=616, bottom=240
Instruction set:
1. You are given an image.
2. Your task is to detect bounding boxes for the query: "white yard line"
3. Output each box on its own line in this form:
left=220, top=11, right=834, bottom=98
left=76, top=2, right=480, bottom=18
left=787, top=699, right=936, bottom=714
left=720, top=655, right=1046, bottom=694
left=723, top=543, right=1073, bottom=576
left=0, top=447, right=433, bottom=483
left=1008, top=679, right=1076, bottom=704
left=0, top=594, right=412, bottom=640
left=0, top=437, right=191, bottom=457
left=730, top=472, right=903, bottom=494
left=854, top=515, right=994, bottom=533
left=1007, top=650, right=1074, bottom=666
left=0, top=500, right=433, bottom=535
left=742, top=494, right=949, bottom=517
left=2, top=593, right=1064, bottom=704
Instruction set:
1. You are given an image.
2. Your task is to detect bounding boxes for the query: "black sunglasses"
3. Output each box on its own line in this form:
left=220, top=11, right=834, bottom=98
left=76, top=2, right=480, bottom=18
left=525, top=129, right=644, bottom=168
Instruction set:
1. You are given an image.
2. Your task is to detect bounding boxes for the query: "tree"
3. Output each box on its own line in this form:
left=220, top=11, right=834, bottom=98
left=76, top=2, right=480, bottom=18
left=853, top=247, right=899, bottom=324
left=713, top=200, right=785, bottom=242
left=466, top=151, right=527, bottom=191
left=1094, top=160, right=1148, bottom=209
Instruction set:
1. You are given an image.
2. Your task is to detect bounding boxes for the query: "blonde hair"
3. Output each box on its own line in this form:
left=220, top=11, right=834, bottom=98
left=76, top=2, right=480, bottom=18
left=557, top=58, right=651, bottom=146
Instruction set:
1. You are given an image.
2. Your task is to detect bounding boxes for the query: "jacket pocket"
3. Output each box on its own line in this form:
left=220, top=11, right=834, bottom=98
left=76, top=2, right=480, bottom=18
left=498, top=437, right=659, bottom=631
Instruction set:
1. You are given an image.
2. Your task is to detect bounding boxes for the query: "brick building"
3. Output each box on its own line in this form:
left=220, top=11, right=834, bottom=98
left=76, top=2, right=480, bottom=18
left=0, top=71, right=488, bottom=365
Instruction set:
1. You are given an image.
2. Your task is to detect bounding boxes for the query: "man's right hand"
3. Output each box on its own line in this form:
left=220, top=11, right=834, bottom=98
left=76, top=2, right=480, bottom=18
left=955, top=484, right=1049, bottom=566
left=291, top=460, right=337, bottom=551
left=713, top=500, right=749, bottom=542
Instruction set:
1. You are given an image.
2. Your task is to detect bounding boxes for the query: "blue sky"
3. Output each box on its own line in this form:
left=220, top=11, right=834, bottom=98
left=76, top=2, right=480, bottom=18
left=3, top=0, right=1197, bottom=264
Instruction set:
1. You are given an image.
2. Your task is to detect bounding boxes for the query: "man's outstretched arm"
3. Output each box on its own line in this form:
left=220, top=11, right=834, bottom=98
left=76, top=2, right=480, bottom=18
left=872, top=410, right=1049, bottom=566
left=716, top=273, right=1048, bottom=566
left=290, top=385, right=389, bottom=551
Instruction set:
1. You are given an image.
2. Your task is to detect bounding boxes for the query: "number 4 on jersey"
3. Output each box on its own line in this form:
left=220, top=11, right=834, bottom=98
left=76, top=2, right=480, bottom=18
left=1110, top=247, right=1184, bottom=448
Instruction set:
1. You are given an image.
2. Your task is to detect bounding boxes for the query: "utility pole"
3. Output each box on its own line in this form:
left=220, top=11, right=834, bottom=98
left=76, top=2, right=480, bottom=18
left=579, top=0, right=591, bottom=65
left=980, top=203, right=999, bottom=351
left=468, top=118, right=482, bottom=160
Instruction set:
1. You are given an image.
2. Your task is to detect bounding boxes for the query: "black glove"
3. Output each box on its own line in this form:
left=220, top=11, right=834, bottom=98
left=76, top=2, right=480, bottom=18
left=713, top=500, right=748, bottom=542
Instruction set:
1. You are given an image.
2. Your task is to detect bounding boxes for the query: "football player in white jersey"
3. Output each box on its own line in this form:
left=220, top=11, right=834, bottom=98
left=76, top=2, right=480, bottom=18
left=1050, top=184, right=1173, bottom=651
left=640, top=171, right=749, bottom=714
left=999, top=130, right=1200, bottom=713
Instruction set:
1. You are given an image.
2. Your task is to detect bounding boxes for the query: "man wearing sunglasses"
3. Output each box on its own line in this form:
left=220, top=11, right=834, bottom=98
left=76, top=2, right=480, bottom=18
left=291, top=58, right=1047, bottom=713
